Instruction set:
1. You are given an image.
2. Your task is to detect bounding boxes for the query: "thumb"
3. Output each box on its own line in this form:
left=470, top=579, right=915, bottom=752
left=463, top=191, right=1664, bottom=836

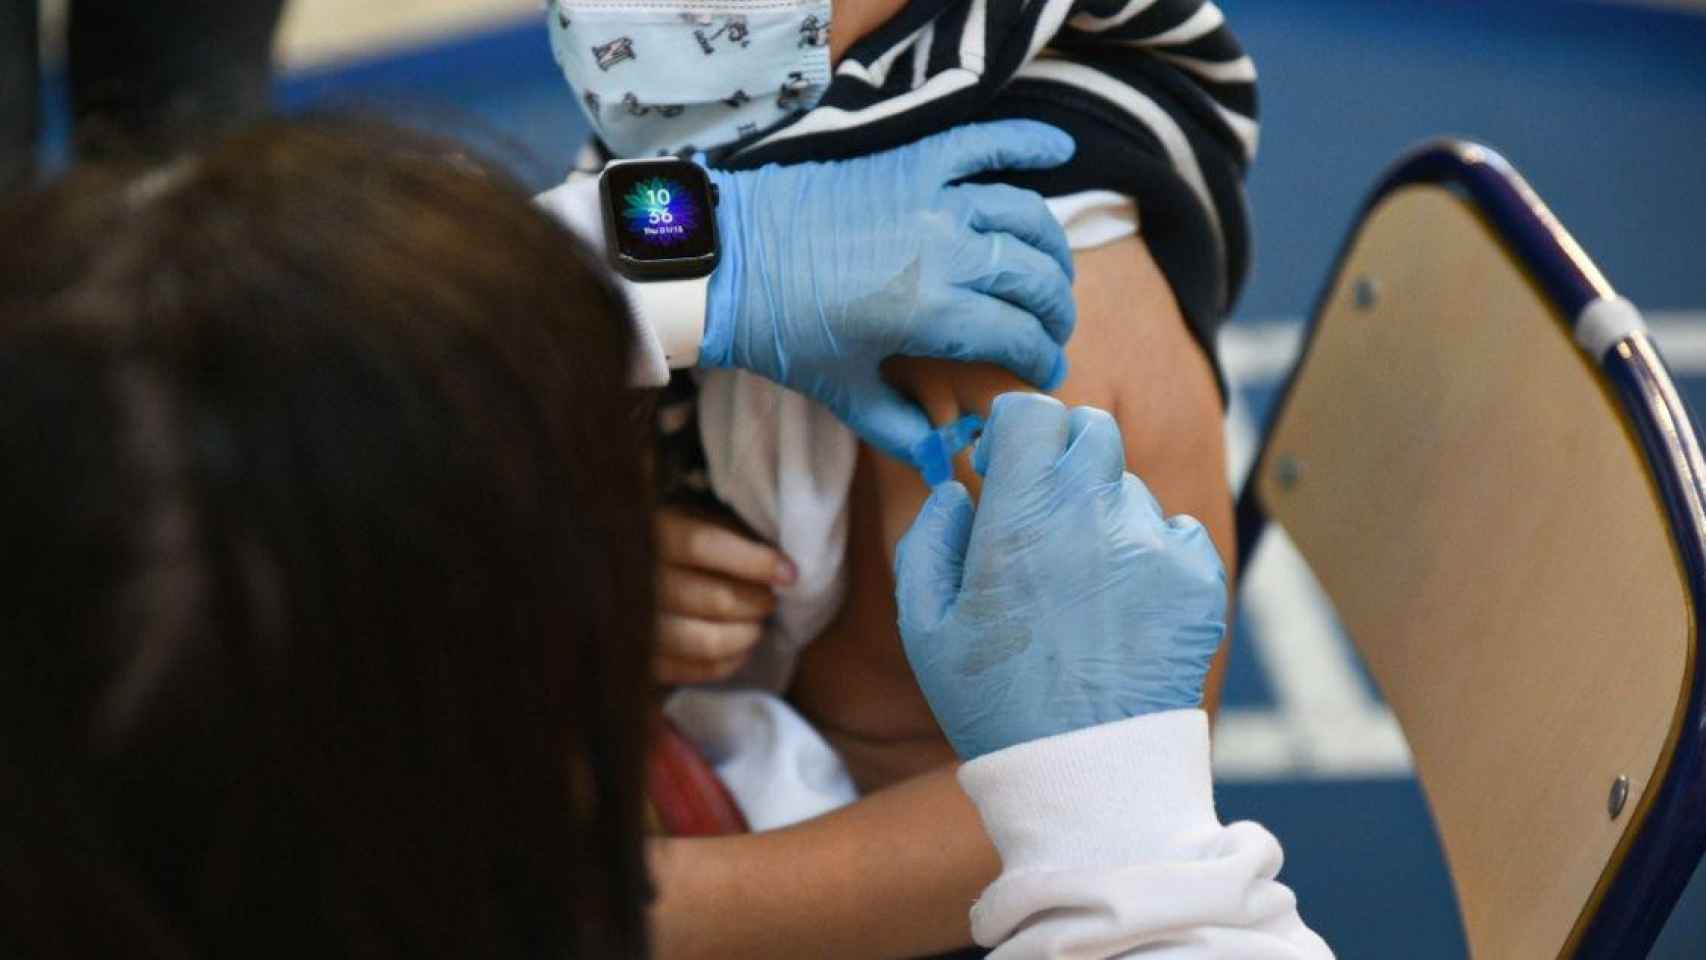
left=895, top=481, right=976, bottom=632
left=931, top=120, right=1077, bottom=182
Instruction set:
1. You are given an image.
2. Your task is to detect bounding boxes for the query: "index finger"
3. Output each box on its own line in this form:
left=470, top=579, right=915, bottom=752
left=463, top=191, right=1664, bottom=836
left=973, top=392, right=1072, bottom=490
left=930, top=120, right=1077, bottom=183
left=655, top=508, right=797, bottom=586
left=956, top=182, right=1076, bottom=289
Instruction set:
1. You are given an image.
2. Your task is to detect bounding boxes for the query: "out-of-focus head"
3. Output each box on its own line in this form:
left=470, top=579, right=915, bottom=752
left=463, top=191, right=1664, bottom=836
left=0, top=117, right=655, bottom=958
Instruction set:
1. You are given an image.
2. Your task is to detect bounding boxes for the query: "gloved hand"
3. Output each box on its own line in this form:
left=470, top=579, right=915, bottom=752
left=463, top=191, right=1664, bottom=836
left=701, top=120, right=1078, bottom=469
left=895, top=393, right=1227, bottom=761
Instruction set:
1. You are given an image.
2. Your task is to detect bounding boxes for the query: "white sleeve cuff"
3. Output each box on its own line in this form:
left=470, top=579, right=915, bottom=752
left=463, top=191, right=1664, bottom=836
left=957, top=709, right=1219, bottom=873
left=959, top=711, right=1333, bottom=958
left=535, top=174, right=708, bottom=387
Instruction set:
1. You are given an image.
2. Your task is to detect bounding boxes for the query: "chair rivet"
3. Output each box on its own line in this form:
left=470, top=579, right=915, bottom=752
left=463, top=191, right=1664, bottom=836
left=1609, top=775, right=1630, bottom=819
left=1276, top=455, right=1303, bottom=491
left=1354, top=276, right=1380, bottom=311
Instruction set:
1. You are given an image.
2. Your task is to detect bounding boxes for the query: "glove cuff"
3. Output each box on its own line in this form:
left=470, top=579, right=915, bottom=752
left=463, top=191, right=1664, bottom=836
left=698, top=166, right=743, bottom=369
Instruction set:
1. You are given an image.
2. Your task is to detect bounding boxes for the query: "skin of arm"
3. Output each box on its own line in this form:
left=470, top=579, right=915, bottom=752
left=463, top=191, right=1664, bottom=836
left=828, top=0, right=906, bottom=65
left=648, top=237, right=1236, bottom=958
left=791, top=235, right=1234, bottom=791
left=649, top=765, right=998, bottom=960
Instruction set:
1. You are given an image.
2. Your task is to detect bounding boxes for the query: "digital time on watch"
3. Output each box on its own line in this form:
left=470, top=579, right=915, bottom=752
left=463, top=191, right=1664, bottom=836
left=598, top=157, right=721, bottom=282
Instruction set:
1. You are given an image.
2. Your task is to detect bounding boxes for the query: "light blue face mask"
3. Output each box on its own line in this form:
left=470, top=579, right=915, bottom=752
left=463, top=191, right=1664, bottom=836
left=547, top=0, right=833, bottom=158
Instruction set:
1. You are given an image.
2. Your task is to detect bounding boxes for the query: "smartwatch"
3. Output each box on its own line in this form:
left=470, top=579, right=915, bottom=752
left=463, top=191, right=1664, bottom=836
left=598, top=157, right=722, bottom=282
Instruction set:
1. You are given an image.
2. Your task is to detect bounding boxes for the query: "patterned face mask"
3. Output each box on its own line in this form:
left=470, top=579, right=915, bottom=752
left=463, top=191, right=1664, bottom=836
left=548, top=0, right=833, bottom=158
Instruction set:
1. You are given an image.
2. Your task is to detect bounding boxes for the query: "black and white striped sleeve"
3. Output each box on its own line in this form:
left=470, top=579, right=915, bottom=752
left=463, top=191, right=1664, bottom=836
left=989, top=0, right=1258, bottom=367
left=717, top=0, right=1260, bottom=386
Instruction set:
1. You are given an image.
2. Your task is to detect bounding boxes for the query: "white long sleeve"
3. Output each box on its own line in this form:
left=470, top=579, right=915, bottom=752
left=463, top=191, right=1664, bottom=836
left=959, top=710, right=1333, bottom=959
left=534, top=176, right=707, bottom=387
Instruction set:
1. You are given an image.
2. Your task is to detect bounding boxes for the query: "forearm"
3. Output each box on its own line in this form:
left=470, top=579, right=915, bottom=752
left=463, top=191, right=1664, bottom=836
left=649, top=765, right=998, bottom=959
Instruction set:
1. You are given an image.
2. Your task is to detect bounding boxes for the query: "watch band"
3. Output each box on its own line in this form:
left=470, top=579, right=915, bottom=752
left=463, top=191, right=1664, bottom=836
left=534, top=173, right=711, bottom=386
left=625, top=274, right=708, bottom=368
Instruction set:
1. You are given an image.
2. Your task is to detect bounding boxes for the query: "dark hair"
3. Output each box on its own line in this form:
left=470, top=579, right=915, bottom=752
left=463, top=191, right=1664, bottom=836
left=0, top=117, right=655, bottom=958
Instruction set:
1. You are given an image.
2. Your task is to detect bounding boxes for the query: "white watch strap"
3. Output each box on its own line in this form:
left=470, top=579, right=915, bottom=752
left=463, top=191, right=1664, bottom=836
left=622, top=275, right=708, bottom=369
left=533, top=173, right=711, bottom=387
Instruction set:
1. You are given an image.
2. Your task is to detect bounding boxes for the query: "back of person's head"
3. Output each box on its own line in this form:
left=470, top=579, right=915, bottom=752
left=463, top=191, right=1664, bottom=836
left=0, top=117, right=655, bottom=959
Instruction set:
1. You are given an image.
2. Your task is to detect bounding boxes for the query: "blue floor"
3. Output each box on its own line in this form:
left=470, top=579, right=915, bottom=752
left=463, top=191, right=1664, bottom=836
left=37, top=1, right=1706, bottom=953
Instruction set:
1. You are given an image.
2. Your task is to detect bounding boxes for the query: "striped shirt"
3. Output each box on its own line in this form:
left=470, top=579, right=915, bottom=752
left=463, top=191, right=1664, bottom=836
left=713, top=0, right=1259, bottom=361
left=656, top=0, right=1258, bottom=505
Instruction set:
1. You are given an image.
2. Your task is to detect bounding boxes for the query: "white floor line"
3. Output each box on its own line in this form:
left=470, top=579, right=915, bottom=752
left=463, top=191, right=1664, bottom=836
left=1215, top=527, right=1416, bottom=781
left=1219, top=310, right=1706, bottom=384
left=35, top=0, right=544, bottom=70
left=278, top=0, right=542, bottom=67
left=1218, top=384, right=1416, bottom=781
left=1219, top=318, right=1306, bottom=386
left=1645, top=312, right=1706, bottom=372
left=1223, top=372, right=1262, bottom=492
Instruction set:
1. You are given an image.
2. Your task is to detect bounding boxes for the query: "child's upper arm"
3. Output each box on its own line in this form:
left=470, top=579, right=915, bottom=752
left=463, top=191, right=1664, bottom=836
left=881, top=235, right=1232, bottom=576
left=790, top=236, right=1235, bottom=791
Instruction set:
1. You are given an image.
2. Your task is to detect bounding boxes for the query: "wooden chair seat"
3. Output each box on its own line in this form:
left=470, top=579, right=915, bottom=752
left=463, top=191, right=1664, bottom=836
left=1238, top=142, right=1706, bottom=958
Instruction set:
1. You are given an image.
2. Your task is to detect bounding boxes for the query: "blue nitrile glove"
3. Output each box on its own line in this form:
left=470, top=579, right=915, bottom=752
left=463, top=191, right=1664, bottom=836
left=700, top=120, right=1078, bottom=470
left=894, top=392, right=1228, bottom=761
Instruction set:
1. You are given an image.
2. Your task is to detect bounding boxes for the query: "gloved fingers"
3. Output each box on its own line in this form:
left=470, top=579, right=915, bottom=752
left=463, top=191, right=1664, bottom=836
left=907, top=292, right=1067, bottom=390
left=910, top=414, right=986, bottom=488
left=1059, top=406, right=1127, bottom=488
left=1168, top=512, right=1228, bottom=574
left=1167, top=512, right=1209, bottom=537
left=974, top=392, right=1071, bottom=486
left=955, top=182, right=1075, bottom=285
left=927, top=120, right=1077, bottom=183
left=851, top=379, right=943, bottom=469
left=1163, top=513, right=1232, bottom=622
left=1118, top=471, right=1168, bottom=522
left=959, top=231, right=1078, bottom=348
left=895, top=480, right=976, bottom=631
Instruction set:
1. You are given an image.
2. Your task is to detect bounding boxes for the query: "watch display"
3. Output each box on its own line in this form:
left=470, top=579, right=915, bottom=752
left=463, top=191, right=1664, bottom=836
left=599, top=159, right=720, bottom=280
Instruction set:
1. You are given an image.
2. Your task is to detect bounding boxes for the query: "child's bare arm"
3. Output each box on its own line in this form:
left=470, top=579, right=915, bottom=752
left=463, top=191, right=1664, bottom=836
left=791, top=236, right=1235, bottom=792
left=649, top=766, right=998, bottom=960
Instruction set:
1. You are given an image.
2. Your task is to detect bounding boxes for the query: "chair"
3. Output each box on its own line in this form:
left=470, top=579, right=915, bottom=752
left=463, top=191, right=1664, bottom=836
left=1234, top=141, right=1706, bottom=958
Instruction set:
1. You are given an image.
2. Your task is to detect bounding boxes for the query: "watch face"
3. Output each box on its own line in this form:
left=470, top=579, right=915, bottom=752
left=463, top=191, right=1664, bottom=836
left=606, top=161, right=717, bottom=263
